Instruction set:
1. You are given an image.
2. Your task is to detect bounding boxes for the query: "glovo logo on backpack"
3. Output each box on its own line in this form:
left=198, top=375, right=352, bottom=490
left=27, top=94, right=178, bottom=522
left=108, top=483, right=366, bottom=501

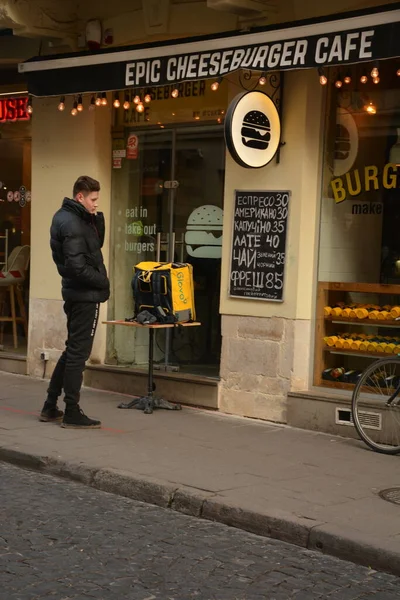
left=177, top=271, right=187, bottom=304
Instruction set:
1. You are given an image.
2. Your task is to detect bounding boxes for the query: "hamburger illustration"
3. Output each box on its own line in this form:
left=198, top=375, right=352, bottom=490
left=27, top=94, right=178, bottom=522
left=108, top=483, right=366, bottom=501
left=185, top=205, right=223, bottom=259
left=334, top=107, right=358, bottom=176
left=241, top=110, right=271, bottom=150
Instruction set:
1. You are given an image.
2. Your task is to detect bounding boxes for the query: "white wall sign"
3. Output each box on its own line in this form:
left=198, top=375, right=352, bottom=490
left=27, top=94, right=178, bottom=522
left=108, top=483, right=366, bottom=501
left=333, top=107, right=358, bottom=177
left=185, top=205, right=223, bottom=259
left=224, top=91, right=281, bottom=169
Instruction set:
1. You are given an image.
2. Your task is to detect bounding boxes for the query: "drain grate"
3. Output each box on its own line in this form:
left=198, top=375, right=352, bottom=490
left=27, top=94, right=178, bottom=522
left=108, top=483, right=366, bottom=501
left=379, top=487, right=400, bottom=505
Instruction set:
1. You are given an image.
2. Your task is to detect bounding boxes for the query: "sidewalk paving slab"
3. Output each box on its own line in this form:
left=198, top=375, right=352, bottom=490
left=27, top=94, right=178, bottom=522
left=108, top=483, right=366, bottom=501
left=1, top=372, right=400, bottom=576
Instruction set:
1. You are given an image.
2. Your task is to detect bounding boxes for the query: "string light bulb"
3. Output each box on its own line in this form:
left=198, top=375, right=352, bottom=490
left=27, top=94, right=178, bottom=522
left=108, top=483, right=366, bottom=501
left=335, top=77, right=343, bottom=88
left=258, top=73, right=267, bottom=85
left=171, top=88, right=179, bottom=98
left=365, top=101, right=377, bottom=115
left=397, top=68, right=400, bottom=77
left=58, top=96, right=65, bottom=111
left=136, top=102, right=144, bottom=113
left=360, top=72, right=368, bottom=84
left=26, top=97, right=33, bottom=114
left=144, top=93, right=151, bottom=103
left=89, top=95, right=96, bottom=111
left=95, top=93, right=102, bottom=106
left=77, top=95, right=84, bottom=111
left=344, top=72, right=352, bottom=84
left=371, top=66, right=379, bottom=78
left=101, top=92, right=107, bottom=106
left=123, top=94, right=130, bottom=110
left=211, top=77, right=222, bottom=91
left=373, top=76, right=380, bottom=84
left=113, top=93, right=120, bottom=108
left=318, top=67, right=327, bottom=85
left=133, top=95, right=141, bottom=104
left=71, top=101, right=78, bottom=116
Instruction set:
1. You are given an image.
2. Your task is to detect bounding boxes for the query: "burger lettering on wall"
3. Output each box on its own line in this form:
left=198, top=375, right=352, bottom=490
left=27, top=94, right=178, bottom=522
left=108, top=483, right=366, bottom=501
left=185, top=205, right=223, bottom=259
left=225, top=91, right=281, bottom=169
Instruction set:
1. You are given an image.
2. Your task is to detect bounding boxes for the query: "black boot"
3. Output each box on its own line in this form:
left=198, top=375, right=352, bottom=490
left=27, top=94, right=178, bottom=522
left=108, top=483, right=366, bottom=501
left=39, top=402, right=64, bottom=422
left=61, top=406, right=101, bottom=429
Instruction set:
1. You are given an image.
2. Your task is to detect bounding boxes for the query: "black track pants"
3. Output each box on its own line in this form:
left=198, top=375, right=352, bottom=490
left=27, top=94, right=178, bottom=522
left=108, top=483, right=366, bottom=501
left=46, top=301, right=99, bottom=407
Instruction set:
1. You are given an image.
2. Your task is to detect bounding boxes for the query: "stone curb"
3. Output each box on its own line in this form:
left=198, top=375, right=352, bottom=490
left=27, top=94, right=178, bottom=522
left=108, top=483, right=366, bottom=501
left=1, top=446, right=399, bottom=577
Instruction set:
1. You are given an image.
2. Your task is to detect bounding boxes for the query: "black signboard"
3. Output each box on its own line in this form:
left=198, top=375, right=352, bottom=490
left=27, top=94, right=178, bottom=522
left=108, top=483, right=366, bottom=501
left=20, top=6, right=400, bottom=97
left=230, top=190, right=290, bottom=302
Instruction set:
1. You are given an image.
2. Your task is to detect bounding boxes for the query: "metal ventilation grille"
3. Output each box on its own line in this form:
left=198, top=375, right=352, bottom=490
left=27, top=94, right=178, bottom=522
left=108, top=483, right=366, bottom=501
left=335, top=407, right=382, bottom=430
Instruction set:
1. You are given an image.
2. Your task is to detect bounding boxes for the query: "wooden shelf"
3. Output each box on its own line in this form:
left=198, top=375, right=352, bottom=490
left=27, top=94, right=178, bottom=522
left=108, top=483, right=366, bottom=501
left=319, top=282, right=400, bottom=294
left=325, top=317, right=400, bottom=327
left=320, top=380, right=356, bottom=391
left=314, top=282, right=400, bottom=389
left=323, top=347, right=396, bottom=359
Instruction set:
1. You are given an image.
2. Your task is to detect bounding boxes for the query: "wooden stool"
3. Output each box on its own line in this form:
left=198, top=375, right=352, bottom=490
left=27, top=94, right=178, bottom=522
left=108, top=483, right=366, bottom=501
left=0, top=284, right=28, bottom=349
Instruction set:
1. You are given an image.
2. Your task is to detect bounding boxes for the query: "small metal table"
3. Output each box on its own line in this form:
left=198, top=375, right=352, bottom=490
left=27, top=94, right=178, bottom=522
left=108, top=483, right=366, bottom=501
left=103, top=320, right=201, bottom=414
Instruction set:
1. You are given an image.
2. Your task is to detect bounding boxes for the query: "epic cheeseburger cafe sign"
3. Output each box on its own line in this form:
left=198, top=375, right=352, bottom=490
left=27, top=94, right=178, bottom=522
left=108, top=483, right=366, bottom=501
left=19, top=7, right=400, bottom=97
left=0, top=97, right=30, bottom=122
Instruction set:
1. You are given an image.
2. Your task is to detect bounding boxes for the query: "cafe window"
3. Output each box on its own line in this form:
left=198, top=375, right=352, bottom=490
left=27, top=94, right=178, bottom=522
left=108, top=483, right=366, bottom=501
left=314, top=60, right=400, bottom=390
left=0, top=95, right=31, bottom=352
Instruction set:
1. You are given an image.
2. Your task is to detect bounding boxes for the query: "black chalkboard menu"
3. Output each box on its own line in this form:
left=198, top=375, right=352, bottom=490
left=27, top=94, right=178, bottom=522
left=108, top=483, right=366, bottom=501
left=229, top=190, right=290, bottom=302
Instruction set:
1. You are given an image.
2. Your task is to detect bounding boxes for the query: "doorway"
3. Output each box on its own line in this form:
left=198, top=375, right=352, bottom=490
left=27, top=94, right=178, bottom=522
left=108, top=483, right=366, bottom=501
left=109, top=125, right=225, bottom=377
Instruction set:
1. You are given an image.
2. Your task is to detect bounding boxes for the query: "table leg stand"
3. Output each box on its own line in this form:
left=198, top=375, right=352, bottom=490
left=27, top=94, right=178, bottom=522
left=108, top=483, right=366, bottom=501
left=118, top=328, right=182, bottom=414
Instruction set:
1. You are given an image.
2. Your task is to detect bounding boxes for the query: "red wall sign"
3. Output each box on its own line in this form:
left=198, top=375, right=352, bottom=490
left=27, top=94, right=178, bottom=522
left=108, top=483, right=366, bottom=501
left=127, top=133, right=138, bottom=160
left=0, top=97, right=30, bottom=123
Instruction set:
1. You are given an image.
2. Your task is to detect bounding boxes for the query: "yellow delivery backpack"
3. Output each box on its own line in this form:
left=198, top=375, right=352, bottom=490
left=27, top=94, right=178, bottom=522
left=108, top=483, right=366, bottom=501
left=132, top=262, right=196, bottom=323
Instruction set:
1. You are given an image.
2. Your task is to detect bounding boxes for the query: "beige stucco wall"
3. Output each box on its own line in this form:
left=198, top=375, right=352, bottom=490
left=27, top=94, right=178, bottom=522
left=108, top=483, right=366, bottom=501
left=220, top=69, right=324, bottom=322
left=218, top=69, right=324, bottom=420
left=28, top=96, right=111, bottom=377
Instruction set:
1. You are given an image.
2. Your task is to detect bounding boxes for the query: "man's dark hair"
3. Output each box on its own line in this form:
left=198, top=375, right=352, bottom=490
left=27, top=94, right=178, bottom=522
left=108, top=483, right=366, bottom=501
left=73, top=176, right=100, bottom=198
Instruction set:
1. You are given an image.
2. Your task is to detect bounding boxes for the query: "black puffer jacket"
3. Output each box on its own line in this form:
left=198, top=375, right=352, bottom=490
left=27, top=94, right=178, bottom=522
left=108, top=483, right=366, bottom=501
left=50, top=198, right=110, bottom=303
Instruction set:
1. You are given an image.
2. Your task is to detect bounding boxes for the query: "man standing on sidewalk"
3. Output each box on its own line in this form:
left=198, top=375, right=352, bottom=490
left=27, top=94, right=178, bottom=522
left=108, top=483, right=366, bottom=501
left=39, top=176, right=110, bottom=429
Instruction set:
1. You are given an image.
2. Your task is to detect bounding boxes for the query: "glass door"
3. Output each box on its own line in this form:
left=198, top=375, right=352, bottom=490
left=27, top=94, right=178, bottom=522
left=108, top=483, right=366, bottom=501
left=160, top=127, right=225, bottom=376
left=109, top=125, right=225, bottom=377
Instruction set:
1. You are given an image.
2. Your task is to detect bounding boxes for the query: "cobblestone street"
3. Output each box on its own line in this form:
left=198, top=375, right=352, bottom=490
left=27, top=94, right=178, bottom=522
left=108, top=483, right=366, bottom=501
left=1, top=463, right=400, bottom=599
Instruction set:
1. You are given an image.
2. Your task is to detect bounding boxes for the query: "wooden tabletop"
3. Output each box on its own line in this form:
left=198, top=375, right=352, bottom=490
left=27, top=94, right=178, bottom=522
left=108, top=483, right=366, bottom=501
left=103, top=320, right=201, bottom=329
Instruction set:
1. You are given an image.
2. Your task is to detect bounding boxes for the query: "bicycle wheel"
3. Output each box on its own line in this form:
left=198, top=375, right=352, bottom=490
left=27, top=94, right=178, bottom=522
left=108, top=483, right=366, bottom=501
left=352, top=357, right=400, bottom=454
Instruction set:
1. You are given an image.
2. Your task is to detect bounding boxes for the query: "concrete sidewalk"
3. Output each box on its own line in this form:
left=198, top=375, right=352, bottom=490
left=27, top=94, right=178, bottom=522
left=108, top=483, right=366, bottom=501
left=1, top=372, right=400, bottom=576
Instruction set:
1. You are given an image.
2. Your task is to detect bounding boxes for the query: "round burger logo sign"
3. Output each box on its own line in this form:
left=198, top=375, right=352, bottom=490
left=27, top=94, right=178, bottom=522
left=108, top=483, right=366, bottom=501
left=225, top=91, right=280, bottom=169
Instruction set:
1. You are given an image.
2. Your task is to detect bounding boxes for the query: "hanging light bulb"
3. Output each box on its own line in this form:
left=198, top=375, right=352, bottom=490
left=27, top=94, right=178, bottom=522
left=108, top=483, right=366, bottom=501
left=397, top=68, right=400, bottom=77
left=144, top=93, right=151, bottom=103
left=95, top=93, right=102, bottom=106
left=335, top=77, right=343, bottom=88
left=360, top=72, right=368, bottom=84
left=133, top=95, right=141, bottom=104
left=211, top=77, right=222, bottom=91
left=123, top=94, right=130, bottom=110
left=58, top=96, right=65, bottom=111
left=101, top=92, right=107, bottom=106
left=371, top=66, right=379, bottom=79
left=136, top=102, right=144, bottom=113
left=26, top=96, right=33, bottom=114
left=171, top=88, right=179, bottom=98
left=318, top=67, right=327, bottom=85
left=365, top=101, right=377, bottom=115
left=71, top=101, right=78, bottom=116
left=113, top=92, right=120, bottom=108
left=77, top=95, right=84, bottom=111
left=343, top=71, right=352, bottom=84
left=89, top=95, right=96, bottom=111
left=258, top=73, right=267, bottom=85
left=373, top=76, right=380, bottom=84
